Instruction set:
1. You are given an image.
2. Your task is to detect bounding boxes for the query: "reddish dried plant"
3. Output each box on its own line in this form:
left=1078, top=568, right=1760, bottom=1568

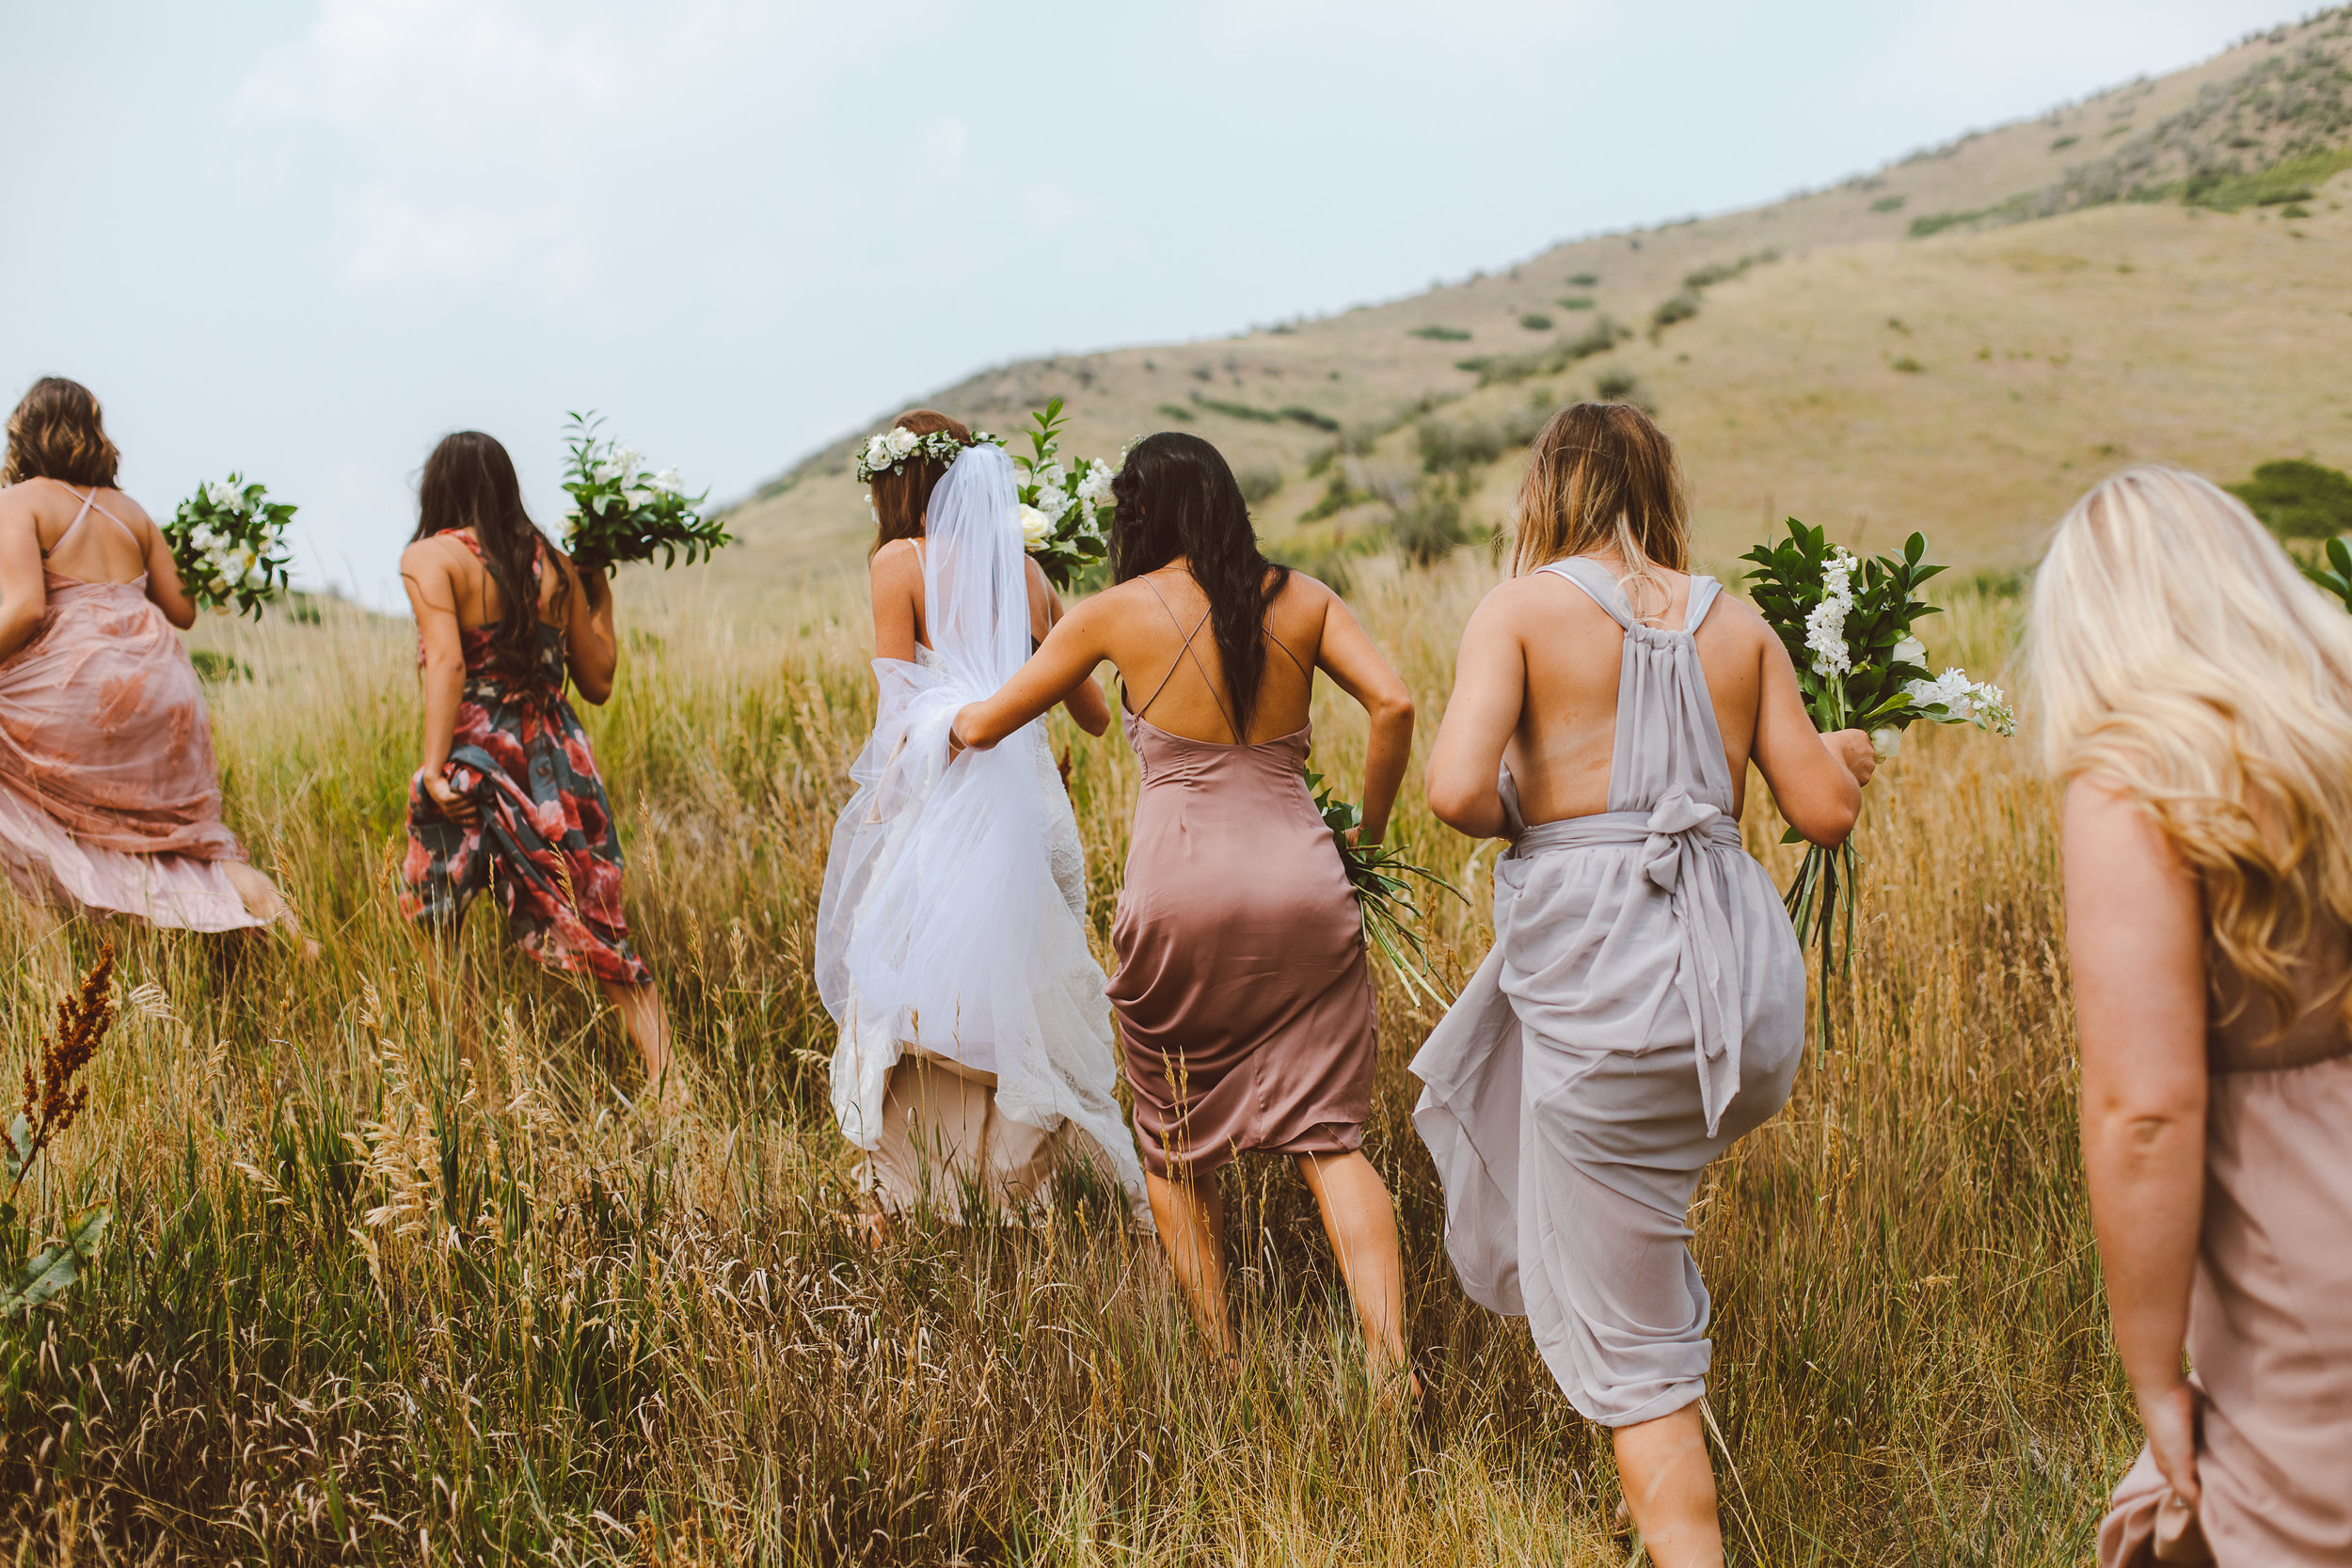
left=8, top=945, right=114, bottom=1208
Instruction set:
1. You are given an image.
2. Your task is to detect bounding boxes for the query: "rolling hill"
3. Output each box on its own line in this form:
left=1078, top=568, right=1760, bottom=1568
left=710, top=8, right=2352, bottom=595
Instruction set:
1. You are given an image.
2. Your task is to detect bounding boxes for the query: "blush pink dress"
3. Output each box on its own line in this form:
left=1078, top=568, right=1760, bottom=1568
left=2099, top=940, right=2352, bottom=1565
left=1108, top=582, right=1376, bottom=1179
left=0, top=488, right=260, bottom=930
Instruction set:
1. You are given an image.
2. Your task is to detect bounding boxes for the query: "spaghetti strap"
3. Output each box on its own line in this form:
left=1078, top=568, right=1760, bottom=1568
left=1265, top=627, right=1312, bottom=679
left=43, top=486, right=140, bottom=561
left=1130, top=577, right=1241, bottom=740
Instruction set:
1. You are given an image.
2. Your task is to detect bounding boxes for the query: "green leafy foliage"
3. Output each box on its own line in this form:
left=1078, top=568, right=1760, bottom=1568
left=0, top=1204, right=109, bottom=1318
left=559, top=412, right=730, bottom=574
left=1740, top=519, right=1946, bottom=734
left=1408, top=325, right=1472, bottom=341
left=2228, top=458, right=2352, bottom=540
left=2301, top=535, right=2352, bottom=613
left=166, top=475, right=297, bottom=619
left=1010, top=398, right=1114, bottom=593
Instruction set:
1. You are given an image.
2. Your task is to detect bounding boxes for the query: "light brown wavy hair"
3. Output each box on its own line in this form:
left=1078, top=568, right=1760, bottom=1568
left=868, top=408, right=975, bottom=551
left=1512, top=402, right=1687, bottom=623
left=2031, top=465, right=2352, bottom=1035
left=5, top=377, right=121, bottom=489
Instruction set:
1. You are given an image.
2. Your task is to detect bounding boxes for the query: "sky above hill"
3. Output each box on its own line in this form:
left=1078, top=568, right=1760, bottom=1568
left=1, top=0, right=2306, bottom=602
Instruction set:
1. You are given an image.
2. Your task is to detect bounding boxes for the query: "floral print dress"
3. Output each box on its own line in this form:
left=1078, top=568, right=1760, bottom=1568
left=400, top=533, right=650, bottom=986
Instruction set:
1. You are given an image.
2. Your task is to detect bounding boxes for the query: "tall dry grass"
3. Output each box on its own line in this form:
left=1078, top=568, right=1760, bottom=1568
left=0, top=556, right=2129, bottom=1563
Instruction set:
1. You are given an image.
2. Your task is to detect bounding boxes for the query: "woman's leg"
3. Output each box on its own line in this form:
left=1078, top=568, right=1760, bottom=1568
left=1612, top=1402, right=1722, bottom=1568
left=1295, top=1150, right=1415, bottom=1385
left=597, top=977, right=672, bottom=1083
left=1146, top=1167, right=1236, bottom=1354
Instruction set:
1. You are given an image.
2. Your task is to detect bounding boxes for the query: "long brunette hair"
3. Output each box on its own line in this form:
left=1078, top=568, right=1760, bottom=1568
left=1111, top=432, right=1292, bottom=737
left=411, top=432, right=566, bottom=674
left=5, top=377, right=122, bottom=489
left=868, top=409, right=975, bottom=549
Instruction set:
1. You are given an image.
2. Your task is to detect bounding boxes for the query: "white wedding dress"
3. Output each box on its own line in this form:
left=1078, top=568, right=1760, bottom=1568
left=815, top=444, right=1151, bottom=1226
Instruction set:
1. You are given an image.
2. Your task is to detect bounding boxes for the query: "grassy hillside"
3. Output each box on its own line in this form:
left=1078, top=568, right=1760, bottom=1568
left=710, top=8, right=2352, bottom=598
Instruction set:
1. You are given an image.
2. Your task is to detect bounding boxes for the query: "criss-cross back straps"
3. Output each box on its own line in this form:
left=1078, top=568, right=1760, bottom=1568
left=42, top=487, right=139, bottom=562
left=1130, top=575, right=1240, bottom=739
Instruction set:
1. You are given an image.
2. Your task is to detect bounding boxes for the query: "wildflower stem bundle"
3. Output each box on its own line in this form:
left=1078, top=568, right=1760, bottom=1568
left=1306, top=768, right=1460, bottom=1007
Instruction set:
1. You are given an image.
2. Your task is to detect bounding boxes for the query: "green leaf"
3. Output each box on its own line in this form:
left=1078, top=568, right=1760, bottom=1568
left=0, top=1206, right=105, bottom=1317
left=3, top=1114, right=30, bottom=1183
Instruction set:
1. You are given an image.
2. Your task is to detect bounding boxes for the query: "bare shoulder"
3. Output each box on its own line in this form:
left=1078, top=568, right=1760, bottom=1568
left=105, top=488, right=155, bottom=528
left=399, top=532, right=463, bottom=578
left=1699, top=589, right=1772, bottom=646
left=869, top=536, right=919, bottom=582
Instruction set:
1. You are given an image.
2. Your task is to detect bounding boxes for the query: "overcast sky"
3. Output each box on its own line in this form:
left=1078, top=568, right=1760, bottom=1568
left=2, top=0, right=2302, bottom=603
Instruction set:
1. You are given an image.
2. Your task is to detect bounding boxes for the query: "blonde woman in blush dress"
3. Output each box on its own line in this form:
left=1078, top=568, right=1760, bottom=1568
left=816, top=412, right=1150, bottom=1234
left=2035, top=467, right=2352, bottom=1566
left=952, top=431, right=1419, bottom=1386
left=0, top=377, right=295, bottom=933
left=1414, top=404, right=1875, bottom=1566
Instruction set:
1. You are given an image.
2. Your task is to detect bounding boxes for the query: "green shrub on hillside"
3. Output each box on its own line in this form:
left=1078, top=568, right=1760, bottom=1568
left=1871, top=195, right=1907, bottom=213
left=2229, top=457, right=2352, bottom=538
left=1653, top=293, right=1701, bottom=329
left=1390, top=479, right=1471, bottom=568
left=1191, top=394, right=1281, bottom=424
left=1156, top=404, right=1195, bottom=421
left=1410, top=325, right=1473, bottom=341
left=1518, top=313, right=1552, bottom=331
left=1556, top=295, right=1596, bottom=310
left=1279, top=405, right=1341, bottom=432
left=2051, top=135, right=2080, bottom=150
left=1457, top=316, right=1629, bottom=389
left=1567, top=272, right=1599, bottom=286
left=1893, top=356, right=1927, bottom=373
left=1594, top=368, right=1651, bottom=408
left=1236, top=467, right=1285, bottom=505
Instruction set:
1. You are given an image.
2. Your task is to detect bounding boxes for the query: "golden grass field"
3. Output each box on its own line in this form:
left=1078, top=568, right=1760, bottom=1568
left=0, top=551, right=2126, bottom=1564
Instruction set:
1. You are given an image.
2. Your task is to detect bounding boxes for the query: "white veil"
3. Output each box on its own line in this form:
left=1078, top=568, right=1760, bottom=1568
left=815, top=443, right=1150, bottom=1219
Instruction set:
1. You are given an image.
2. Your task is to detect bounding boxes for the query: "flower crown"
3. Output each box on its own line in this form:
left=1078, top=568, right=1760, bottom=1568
left=852, top=424, right=1001, bottom=483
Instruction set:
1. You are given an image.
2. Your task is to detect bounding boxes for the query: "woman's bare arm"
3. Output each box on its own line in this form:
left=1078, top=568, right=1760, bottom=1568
left=1424, top=586, right=1527, bottom=839
left=2065, top=775, right=2208, bottom=1506
left=0, top=492, right=47, bottom=661
left=562, top=552, right=618, bottom=705
left=1028, top=563, right=1109, bottom=736
left=401, top=540, right=474, bottom=820
left=1747, top=626, right=1872, bottom=845
left=869, top=540, right=922, bottom=665
left=1311, top=585, right=1414, bottom=844
left=128, top=500, right=198, bottom=628
left=954, top=591, right=1119, bottom=751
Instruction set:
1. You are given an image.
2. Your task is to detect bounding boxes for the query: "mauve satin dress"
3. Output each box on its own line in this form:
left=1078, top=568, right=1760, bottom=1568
left=1107, top=686, right=1376, bottom=1180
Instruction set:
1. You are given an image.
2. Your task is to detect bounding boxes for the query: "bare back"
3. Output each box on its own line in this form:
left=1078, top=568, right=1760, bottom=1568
left=414, top=529, right=570, bottom=630
left=12, top=478, right=165, bottom=585
left=1109, top=566, right=1327, bottom=745
left=1507, top=566, right=1770, bottom=821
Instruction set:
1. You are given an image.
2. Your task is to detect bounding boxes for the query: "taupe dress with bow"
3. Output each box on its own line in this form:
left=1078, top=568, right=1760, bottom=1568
left=1411, top=555, right=1806, bottom=1428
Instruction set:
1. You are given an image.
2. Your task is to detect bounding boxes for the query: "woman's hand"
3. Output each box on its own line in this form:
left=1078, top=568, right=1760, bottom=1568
left=422, top=770, right=478, bottom=825
left=2138, top=1378, right=2202, bottom=1508
left=1823, top=729, right=1879, bottom=788
left=949, top=704, right=990, bottom=757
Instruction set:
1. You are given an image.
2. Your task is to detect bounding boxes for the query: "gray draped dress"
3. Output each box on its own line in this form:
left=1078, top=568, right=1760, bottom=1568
left=1410, top=556, right=1807, bottom=1428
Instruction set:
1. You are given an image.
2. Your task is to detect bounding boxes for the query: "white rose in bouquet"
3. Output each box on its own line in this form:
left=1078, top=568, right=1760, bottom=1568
left=1019, top=504, right=1053, bottom=549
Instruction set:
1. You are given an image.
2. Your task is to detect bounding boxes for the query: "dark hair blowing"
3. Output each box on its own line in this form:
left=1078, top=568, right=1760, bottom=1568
left=1111, top=432, right=1292, bottom=737
left=868, top=408, right=975, bottom=550
left=411, top=432, right=568, bottom=676
left=5, top=377, right=122, bottom=489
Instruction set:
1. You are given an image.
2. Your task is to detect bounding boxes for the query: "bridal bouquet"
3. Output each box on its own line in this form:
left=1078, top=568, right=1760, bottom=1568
left=166, top=475, right=296, bottom=618
left=1740, top=521, right=2012, bottom=1030
left=1010, top=398, right=1115, bottom=591
left=559, top=412, right=729, bottom=574
left=1306, top=768, right=1461, bottom=1008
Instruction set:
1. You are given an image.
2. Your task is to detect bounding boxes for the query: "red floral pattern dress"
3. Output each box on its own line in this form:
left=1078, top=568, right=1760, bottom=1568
left=399, top=534, right=650, bottom=987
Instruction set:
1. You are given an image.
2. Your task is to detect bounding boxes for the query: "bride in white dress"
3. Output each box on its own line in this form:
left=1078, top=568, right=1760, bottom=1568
left=816, top=410, right=1151, bottom=1229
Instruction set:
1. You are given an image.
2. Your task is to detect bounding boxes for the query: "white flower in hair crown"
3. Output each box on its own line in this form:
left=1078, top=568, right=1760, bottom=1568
left=852, top=424, right=1001, bottom=483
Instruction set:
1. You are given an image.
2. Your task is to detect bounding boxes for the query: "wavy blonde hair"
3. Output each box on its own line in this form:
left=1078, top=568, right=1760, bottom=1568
left=2031, top=465, right=2352, bottom=1033
left=1513, top=402, right=1687, bottom=624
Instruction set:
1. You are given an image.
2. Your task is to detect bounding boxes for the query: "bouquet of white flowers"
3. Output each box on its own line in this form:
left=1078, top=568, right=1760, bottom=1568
left=1010, top=399, right=1114, bottom=592
left=1741, top=520, right=2013, bottom=1037
left=165, top=476, right=296, bottom=618
left=559, top=412, right=728, bottom=575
